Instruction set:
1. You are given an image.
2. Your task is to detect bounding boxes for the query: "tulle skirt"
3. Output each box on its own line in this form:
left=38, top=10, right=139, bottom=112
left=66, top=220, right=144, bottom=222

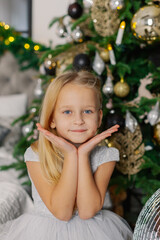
left=0, top=209, right=133, bottom=240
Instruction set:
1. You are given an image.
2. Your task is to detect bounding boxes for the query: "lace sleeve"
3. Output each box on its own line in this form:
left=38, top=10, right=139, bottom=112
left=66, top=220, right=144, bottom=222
left=90, top=146, right=119, bottom=173
left=24, top=147, right=39, bottom=162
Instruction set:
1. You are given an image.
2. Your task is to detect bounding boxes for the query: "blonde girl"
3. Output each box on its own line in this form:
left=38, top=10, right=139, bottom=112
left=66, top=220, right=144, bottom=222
left=0, top=71, right=133, bottom=240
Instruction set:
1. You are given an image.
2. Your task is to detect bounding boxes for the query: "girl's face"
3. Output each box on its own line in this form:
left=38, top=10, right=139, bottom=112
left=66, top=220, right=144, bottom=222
left=50, top=83, right=103, bottom=145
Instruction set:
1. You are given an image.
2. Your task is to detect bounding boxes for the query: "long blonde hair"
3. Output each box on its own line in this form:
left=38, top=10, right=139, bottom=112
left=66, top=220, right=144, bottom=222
left=32, top=71, right=102, bottom=183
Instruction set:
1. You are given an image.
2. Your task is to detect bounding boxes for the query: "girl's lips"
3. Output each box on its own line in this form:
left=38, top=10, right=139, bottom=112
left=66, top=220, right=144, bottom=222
left=70, top=129, right=87, bottom=132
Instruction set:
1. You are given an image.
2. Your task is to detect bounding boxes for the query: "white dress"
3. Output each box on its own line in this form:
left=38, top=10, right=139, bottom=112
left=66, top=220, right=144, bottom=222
left=0, top=146, right=133, bottom=240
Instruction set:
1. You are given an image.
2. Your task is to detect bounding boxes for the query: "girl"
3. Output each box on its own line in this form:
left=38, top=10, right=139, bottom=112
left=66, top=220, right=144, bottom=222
left=0, top=71, right=133, bottom=240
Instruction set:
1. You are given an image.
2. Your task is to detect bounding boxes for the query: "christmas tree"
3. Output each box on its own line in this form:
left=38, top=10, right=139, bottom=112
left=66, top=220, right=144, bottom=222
left=1, top=0, right=160, bottom=227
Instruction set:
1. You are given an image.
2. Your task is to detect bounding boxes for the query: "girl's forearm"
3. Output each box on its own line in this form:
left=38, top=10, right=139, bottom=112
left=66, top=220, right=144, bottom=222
left=76, top=154, right=102, bottom=219
left=50, top=152, right=78, bottom=221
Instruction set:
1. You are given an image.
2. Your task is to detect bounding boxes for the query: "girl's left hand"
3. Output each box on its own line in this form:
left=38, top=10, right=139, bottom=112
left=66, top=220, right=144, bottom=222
left=78, top=124, right=120, bottom=156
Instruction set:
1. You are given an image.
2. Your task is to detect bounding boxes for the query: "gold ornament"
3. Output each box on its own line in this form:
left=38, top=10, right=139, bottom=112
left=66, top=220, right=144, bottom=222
left=100, top=49, right=110, bottom=62
left=114, top=78, right=130, bottom=98
left=91, top=0, right=120, bottom=37
left=131, top=3, right=160, bottom=44
left=106, top=125, right=145, bottom=175
left=153, top=121, right=160, bottom=145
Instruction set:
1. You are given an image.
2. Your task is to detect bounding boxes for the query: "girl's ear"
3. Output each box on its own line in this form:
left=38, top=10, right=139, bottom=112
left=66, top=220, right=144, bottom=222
left=98, top=109, right=103, bottom=128
left=50, top=121, right=56, bottom=129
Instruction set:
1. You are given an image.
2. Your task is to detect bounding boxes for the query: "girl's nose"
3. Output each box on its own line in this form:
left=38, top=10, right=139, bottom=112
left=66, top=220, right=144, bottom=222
left=74, top=113, right=84, bottom=125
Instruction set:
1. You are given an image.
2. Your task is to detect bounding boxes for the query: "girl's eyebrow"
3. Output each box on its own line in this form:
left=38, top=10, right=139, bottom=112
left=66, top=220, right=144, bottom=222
left=59, top=105, right=73, bottom=109
left=59, top=105, right=97, bottom=110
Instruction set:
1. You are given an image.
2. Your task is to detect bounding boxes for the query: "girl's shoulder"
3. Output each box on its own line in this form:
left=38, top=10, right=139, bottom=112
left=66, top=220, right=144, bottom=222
left=90, top=145, right=119, bottom=173
left=24, top=145, right=40, bottom=163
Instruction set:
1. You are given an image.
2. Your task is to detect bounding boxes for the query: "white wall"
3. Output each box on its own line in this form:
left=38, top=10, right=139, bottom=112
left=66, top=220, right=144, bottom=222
left=32, top=0, right=69, bottom=47
left=0, top=0, right=11, bottom=23
left=10, top=0, right=28, bottom=31
left=0, top=0, right=27, bottom=31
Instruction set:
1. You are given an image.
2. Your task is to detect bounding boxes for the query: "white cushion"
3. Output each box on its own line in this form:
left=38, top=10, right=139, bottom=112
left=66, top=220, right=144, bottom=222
left=0, top=93, right=27, bottom=117
left=0, top=182, right=33, bottom=223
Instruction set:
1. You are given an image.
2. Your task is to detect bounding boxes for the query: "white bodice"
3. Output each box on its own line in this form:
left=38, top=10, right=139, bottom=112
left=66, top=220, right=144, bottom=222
left=24, top=146, right=119, bottom=218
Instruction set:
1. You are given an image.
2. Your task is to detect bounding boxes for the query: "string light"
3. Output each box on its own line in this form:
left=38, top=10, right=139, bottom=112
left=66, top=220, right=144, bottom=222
left=24, top=43, right=30, bottom=49
left=34, top=45, right=40, bottom=51
left=8, top=36, right=15, bottom=42
left=4, top=39, right=10, bottom=45
left=4, top=24, right=10, bottom=30
left=0, top=22, right=5, bottom=27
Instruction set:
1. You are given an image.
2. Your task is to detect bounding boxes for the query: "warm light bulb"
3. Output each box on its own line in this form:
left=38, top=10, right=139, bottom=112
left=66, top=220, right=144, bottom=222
left=24, top=43, right=30, bottom=49
left=9, top=36, right=15, bottom=42
left=0, top=22, right=5, bottom=27
left=120, top=21, right=126, bottom=29
left=4, top=39, right=10, bottom=45
left=4, top=24, right=10, bottom=30
left=34, top=45, right=40, bottom=51
left=107, top=44, right=112, bottom=51
left=108, top=143, right=112, bottom=147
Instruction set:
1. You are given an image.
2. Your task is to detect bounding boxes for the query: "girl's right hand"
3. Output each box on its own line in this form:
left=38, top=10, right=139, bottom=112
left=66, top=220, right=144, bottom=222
left=36, top=123, right=77, bottom=156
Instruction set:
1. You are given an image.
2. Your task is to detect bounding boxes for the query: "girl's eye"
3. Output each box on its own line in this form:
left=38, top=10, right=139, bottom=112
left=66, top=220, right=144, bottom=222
left=84, top=110, right=92, bottom=114
left=63, top=110, right=71, bottom=114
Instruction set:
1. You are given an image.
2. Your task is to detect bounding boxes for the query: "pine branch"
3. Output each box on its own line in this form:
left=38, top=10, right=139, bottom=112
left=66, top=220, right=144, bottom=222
left=71, top=13, right=90, bottom=31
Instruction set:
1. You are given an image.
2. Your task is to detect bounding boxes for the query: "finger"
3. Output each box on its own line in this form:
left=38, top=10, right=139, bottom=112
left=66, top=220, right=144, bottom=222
left=87, top=132, right=112, bottom=146
left=40, top=130, right=67, bottom=145
left=99, top=128, right=118, bottom=137
left=107, top=125, right=120, bottom=130
left=107, top=125, right=120, bottom=131
left=40, top=132, right=61, bottom=147
left=36, top=124, right=46, bottom=132
left=38, top=128, right=50, bottom=136
left=104, top=124, right=120, bottom=132
left=36, top=123, right=42, bottom=128
left=91, top=129, right=117, bottom=144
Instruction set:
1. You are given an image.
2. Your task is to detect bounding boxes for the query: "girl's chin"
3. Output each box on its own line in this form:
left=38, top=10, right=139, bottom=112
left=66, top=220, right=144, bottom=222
left=66, top=136, right=95, bottom=147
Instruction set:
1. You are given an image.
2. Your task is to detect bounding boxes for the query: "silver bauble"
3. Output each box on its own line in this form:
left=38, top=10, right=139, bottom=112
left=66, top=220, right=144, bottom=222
left=71, top=26, right=84, bottom=42
left=125, top=110, right=138, bottom=133
left=65, top=33, right=74, bottom=43
left=22, top=122, right=34, bottom=136
left=102, top=76, right=114, bottom=96
left=109, top=0, right=124, bottom=10
left=39, top=64, right=46, bottom=75
left=83, top=0, right=93, bottom=10
left=34, top=78, right=43, bottom=98
left=56, top=23, right=67, bottom=38
left=131, top=4, right=160, bottom=44
left=92, top=51, right=105, bottom=75
left=147, top=101, right=160, bottom=126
